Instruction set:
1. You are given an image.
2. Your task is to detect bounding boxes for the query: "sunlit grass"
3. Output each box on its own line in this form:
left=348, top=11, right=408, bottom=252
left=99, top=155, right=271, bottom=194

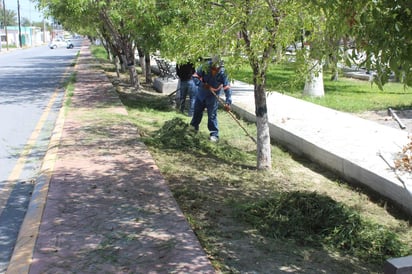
left=64, top=72, right=77, bottom=108
left=231, top=62, right=412, bottom=113
left=91, top=45, right=107, bottom=60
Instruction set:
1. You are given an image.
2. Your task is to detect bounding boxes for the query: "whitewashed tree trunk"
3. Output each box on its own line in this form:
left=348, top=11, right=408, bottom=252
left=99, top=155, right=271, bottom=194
left=255, top=83, right=272, bottom=170
left=303, top=59, right=325, bottom=97
left=137, top=48, right=145, bottom=76
left=256, top=114, right=271, bottom=170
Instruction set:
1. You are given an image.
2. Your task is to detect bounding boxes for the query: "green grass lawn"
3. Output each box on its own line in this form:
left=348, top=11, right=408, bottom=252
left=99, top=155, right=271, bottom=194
left=230, top=62, right=412, bottom=113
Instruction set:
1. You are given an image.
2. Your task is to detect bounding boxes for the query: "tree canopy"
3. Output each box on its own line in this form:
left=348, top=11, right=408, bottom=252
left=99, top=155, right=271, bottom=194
left=1, top=9, right=18, bottom=26
left=350, top=0, right=412, bottom=87
left=33, top=0, right=412, bottom=169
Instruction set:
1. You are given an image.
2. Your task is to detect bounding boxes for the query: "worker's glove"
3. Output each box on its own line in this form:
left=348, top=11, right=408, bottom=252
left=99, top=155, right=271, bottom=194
left=204, top=84, right=213, bottom=92
left=224, top=104, right=231, bottom=112
left=206, top=84, right=223, bottom=93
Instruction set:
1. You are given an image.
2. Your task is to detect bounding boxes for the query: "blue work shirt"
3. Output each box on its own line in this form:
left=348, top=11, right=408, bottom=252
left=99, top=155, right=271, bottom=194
left=194, top=62, right=232, bottom=105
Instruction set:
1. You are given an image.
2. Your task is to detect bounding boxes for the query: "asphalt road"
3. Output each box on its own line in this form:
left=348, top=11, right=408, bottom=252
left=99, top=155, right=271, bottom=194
left=0, top=39, right=82, bottom=273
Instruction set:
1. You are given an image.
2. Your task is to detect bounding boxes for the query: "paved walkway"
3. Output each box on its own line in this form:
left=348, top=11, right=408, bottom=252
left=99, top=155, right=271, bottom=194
left=7, top=42, right=214, bottom=273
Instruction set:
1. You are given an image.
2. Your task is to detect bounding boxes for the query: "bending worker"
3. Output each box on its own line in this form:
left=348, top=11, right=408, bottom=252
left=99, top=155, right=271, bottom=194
left=190, top=57, right=232, bottom=142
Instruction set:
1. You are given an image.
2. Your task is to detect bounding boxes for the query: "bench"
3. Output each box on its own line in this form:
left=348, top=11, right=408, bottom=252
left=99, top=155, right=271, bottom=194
left=154, top=57, right=177, bottom=80
left=384, top=255, right=412, bottom=274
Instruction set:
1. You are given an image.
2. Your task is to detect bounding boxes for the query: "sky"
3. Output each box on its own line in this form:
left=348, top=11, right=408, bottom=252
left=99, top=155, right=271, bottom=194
left=4, top=0, right=45, bottom=22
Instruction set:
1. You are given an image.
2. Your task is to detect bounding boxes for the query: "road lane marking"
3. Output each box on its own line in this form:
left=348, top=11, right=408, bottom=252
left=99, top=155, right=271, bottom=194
left=0, top=87, right=62, bottom=217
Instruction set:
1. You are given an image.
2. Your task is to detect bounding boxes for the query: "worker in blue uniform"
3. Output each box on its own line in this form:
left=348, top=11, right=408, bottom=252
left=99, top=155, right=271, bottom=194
left=190, top=57, right=232, bottom=142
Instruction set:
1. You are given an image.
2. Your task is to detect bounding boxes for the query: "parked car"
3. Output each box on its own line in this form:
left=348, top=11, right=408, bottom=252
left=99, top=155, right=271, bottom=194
left=66, top=40, right=74, bottom=49
left=48, top=38, right=71, bottom=49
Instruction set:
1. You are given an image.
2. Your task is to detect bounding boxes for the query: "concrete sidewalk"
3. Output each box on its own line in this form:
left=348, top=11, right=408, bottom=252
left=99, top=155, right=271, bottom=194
left=7, top=42, right=214, bottom=273
left=230, top=80, right=412, bottom=216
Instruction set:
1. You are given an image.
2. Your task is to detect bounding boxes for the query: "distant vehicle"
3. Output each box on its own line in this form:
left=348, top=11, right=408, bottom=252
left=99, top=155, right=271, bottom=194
left=66, top=40, right=74, bottom=49
left=286, top=42, right=302, bottom=53
left=48, top=38, right=73, bottom=49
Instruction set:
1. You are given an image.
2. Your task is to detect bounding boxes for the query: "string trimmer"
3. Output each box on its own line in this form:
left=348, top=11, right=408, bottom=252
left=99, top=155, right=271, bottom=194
left=208, top=85, right=257, bottom=144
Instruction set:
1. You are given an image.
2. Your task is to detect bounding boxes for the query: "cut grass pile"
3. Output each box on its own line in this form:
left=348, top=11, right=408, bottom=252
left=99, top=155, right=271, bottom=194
left=233, top=191, right=410, bottom=265
left=144, top=117, right=253, bottom=164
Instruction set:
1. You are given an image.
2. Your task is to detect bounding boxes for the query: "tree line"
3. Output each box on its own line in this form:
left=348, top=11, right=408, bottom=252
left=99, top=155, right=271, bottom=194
left=34, top=0, right=412, bottom=170
left=0, top=6, right=50, bottom=30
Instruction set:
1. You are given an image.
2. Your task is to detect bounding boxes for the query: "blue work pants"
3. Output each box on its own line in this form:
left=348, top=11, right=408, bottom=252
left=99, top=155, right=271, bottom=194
left=190, top=95, right=219, bottom=137
left=179, top=79, right=197, bottom=116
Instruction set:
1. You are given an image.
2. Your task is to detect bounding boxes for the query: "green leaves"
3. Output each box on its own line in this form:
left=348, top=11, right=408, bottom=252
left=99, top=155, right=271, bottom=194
left=350, top=0, right=412, bottom=87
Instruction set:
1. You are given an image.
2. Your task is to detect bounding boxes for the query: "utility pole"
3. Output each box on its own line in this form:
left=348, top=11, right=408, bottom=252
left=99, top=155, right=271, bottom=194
left=2, top=0, right=7, bottom=50
left=43, top=18, right=46, bottom=44
left=17, top=0, right=22, bottom=47
left=0, top=1, right=2, bottom=52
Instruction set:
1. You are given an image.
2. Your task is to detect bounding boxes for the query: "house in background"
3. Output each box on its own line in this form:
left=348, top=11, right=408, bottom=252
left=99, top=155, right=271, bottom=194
left=0, top=26, right=50, bottom=49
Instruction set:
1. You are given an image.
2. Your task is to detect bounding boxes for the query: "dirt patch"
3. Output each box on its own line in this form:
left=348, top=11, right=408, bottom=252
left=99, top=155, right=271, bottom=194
left=355, top=109, right=412, bottom=134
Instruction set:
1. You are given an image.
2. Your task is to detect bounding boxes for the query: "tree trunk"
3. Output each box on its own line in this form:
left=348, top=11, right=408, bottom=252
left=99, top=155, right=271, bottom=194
left=137, top=47, right=145, bottom=75
left=101, top=40, right=112, bottom=62
left=129, top=65, right=139, bottom=90
left=303, top=59, right=325, bottom=97
left=120, top=55, right=126, bottom=73
left=144, top=53, right=152, bottom=84
left=99, top=11, right=139, bottom=90
left=114, top=55, right=120, bottom=78
left=330, top=54, right=339, bottom=81
left=330, top=66, right=339, bottom=81
left=240, top=12, right=274, bottom=170
left=254, top=83, right=272, bottom=170
left=123, top=43, right=139, bottom=90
